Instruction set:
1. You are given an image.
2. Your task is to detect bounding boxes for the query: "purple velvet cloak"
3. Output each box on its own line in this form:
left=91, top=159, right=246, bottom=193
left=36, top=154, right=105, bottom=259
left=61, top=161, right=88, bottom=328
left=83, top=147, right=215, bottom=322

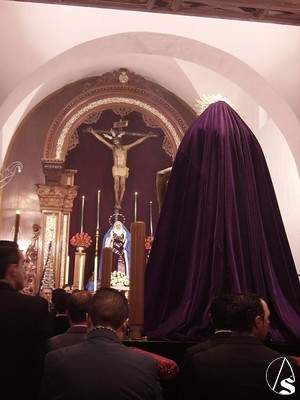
left=143, top=101, right=300, bottom=343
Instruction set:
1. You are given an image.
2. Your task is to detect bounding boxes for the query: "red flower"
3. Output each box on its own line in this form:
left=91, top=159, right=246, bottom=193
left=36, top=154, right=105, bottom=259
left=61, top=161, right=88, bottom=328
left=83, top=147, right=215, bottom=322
left=70, top=232, right=92, bottom=248
left=145, top=236, right=154, bottom=251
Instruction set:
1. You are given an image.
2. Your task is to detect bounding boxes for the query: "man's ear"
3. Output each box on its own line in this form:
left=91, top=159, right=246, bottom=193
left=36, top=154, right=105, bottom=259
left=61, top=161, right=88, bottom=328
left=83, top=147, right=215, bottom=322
left=254, top=315, right=263, bottom=329
left=6, top=263, right=17, bottom=278
left=121, top=318, right=129, bottom=334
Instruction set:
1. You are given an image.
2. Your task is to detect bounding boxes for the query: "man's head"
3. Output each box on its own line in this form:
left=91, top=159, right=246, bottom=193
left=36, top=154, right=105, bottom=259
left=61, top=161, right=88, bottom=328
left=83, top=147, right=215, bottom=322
left=88, top=287, right=129, bottom=340
left=228, top=293, right=270, bottom=341
left=40, top=287, right=53, bottom=303
left=0, top=240, right=24, bottom=290
left=62, top=283, right=73, bottom=293
left=210, top=293, right=235, bottom=330
left=67, top=290, right=91, bottom=324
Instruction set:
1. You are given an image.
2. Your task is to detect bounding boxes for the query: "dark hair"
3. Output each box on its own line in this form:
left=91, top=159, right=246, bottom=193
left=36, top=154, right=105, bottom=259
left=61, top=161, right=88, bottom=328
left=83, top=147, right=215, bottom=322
left=210, top=293, right=235, bottom=329
left=53, top=290, right=70, bottom=313
left=89, top=287, right=128, bottom=330
left=62, top=284, right=72, bottom=290
left=228, top=293, right=265, bottom=332
left=0, top=240, right=20, bottom=279
left=52, top=288, right=65, bottom=303
left=67, top=290, right=91, bottom=323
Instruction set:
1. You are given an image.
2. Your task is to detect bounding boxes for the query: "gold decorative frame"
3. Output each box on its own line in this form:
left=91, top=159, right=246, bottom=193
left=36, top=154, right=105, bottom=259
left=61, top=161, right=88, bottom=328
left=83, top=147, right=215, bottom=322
left=38, top=68, right=196, bottom=287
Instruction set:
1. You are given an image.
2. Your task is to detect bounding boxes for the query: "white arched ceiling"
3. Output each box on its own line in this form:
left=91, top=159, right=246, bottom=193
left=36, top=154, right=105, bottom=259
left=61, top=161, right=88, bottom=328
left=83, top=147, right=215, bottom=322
left=0, top=23, right=299, bottom=271
left=1, top=32, right=299, bottom=176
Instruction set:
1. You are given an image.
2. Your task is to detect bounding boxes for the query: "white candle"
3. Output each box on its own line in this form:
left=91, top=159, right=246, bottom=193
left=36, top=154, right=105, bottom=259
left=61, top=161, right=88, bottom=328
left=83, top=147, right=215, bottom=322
left=65, top=256, right=70, bottom=285
left=134, top=192, right=138, bottom=222
left=79, top=256, right=84, bottom=290
left=93, top=256, right=98, bottom=292
left=80, top=195, right=85, bottom=232
left=149, top=201, right=153, bottom=237
left=97, top=190, right=101, bottom=229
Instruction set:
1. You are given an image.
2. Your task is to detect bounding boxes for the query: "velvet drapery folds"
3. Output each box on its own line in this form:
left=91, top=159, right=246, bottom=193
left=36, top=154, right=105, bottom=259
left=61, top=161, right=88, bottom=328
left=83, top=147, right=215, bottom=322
left=144, top=101, right=300, bottom=343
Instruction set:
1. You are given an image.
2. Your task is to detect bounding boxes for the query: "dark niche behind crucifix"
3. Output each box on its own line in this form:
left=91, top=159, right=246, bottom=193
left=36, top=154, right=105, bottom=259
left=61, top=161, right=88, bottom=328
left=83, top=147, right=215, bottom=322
left=85, top=119, right=157, bottom=214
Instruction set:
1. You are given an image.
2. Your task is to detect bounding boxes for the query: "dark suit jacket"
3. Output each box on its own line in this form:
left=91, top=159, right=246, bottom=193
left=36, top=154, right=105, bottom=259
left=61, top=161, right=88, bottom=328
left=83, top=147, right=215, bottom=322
left=0, top=282, right=50, bottom=400
left=191, top=335, right=298, bottom=400
left=51, top=314, right=70, bottom=336
left=40, top=328, right=163, bottom=400
left=184, top=330, right=232, bottom=359
left=177, top=331, right=232, bottom=399
left=47, top=325, right=87, bottom=352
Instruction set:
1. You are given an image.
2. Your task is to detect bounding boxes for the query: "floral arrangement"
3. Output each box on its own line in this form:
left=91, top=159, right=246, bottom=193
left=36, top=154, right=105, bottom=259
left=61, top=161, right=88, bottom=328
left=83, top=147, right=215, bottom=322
left=110, top=271, right=130, bottom=288
left=145, top=235, right=154, bottom=251
left=70, top=232, right=92, bottom=248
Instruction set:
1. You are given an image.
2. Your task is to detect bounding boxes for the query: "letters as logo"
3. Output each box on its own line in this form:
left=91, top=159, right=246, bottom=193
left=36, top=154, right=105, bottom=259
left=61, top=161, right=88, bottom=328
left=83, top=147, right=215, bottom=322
left=266, top=357, right=296, bottom=395
left=279, top=376, right=296, bottom=395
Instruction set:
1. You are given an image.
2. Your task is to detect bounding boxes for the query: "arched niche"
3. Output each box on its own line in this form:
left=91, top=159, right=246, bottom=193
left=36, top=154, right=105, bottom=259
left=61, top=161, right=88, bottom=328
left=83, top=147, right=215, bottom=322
left=38, top=68, right=196, bottom=290
left=43, top=68, right=196, bottom=164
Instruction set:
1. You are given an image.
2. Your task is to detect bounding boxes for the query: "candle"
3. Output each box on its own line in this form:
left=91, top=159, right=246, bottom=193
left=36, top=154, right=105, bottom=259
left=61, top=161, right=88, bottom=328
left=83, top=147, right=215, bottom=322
left=149, top=201, right=153, bottom=237
left=93, top=256, right=98, bottom=292
left=65, top=256, right=70, bottom=285
left=101, top=247, right=112, bottom=288
left=80, top=195, right=85, bottom=232
left=134, top=192, right=138, bottom=222
left=13, top=210, right=20, bottom=242
left=96, top=190, right=101, bottom=229
left=78, top=255, right=84, bottom=290
left=129, top=221, right=146, bottom=339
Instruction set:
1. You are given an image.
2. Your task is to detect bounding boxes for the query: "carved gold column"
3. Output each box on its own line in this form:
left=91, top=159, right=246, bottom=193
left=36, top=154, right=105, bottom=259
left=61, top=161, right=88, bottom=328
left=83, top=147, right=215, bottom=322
left=36, top=161, right=78, bottom=290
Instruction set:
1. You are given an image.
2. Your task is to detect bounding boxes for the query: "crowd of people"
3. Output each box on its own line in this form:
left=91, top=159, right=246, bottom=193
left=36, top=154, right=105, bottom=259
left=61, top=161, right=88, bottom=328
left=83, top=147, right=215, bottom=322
left=0, top=240, right=299, bottom=399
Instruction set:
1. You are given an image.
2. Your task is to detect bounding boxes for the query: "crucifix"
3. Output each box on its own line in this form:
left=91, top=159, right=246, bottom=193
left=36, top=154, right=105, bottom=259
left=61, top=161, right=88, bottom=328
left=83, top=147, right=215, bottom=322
left=86, top=120, right=157, bottom=211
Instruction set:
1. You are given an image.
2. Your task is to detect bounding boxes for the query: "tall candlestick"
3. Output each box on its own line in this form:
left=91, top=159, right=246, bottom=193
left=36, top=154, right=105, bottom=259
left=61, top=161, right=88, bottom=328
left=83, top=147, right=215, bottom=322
left=129, top=221, right=146, bottom=339
left=93, top=256, right=98, bottom=292
left=79, top=255, right=84, bottom=290
left=134, top=192, right=138, bottom=222
left=80, top=195, right=85, bottom=232
left=101, top=247, right=112, bottom=288
left=149, top=201, right=153, bottom=237
left=13, top=210, right=20, bottom=242
left=65, top=256, right=70, bottom=285
left=96, top=190, right=101, bottom=229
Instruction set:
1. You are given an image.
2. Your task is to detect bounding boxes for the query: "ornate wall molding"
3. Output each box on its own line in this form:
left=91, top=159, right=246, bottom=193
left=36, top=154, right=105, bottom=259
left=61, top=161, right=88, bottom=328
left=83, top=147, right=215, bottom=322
left=21, top=224, right=41, bottom=295
left=36, top=184, right=78, bottom=212
left=38, top=68, right=196, bottom=288
left=44, top=68, right=196, bottom=161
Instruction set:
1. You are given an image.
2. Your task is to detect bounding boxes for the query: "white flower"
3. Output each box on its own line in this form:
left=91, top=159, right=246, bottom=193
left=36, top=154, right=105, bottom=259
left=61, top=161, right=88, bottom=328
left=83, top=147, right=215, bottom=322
left=110, top=271, right=130, bottom=287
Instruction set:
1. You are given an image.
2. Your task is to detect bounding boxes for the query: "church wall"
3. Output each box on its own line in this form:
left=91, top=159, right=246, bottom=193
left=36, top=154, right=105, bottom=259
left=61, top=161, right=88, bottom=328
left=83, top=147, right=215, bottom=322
left=0, top=78, right=103, bottom=243
left=0, top=73, right=193, bottom=286
left=0, top=1, right=299, bottom=275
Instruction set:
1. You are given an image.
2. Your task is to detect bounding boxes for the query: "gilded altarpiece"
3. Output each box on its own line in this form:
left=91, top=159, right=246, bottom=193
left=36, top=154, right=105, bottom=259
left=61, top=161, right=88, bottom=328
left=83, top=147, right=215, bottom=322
left=37, top=69, right=195, bottom=289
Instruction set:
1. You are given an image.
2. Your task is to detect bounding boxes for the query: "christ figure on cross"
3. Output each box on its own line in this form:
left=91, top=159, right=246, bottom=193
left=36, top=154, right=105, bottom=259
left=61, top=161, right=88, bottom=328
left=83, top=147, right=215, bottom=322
left=86, top=122, right=157, bottom=209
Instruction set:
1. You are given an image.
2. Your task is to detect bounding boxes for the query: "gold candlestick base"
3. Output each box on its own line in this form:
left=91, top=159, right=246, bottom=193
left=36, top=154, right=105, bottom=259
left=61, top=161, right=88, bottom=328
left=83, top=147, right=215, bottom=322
left=73, top=250, right=86, bottom=290
left=130, top=324, right=143, bottom=340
